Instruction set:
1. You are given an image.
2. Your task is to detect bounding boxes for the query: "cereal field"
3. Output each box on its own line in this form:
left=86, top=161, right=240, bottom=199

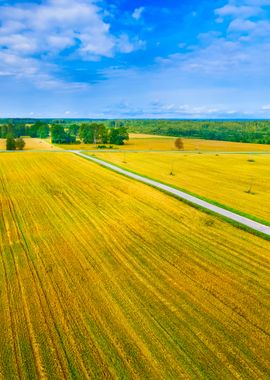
left=0, top=138, right=60, bottom=151
left=54, top=133, right=270, bottom=152
left=0, top=152, right=270, bottom=379
left=93, top=151, right=270, bottom=223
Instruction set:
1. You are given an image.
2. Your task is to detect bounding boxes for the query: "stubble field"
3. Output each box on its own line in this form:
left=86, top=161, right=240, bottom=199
left=0, top=152, right=270, bottom=379
left=0, top=138, right=60, bottom=151
left=54, top=134, right=270, bottom=152
left=93, top=151, right=270, bottom=223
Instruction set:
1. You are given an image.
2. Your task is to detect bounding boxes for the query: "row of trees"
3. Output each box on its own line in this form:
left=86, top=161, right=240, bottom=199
left=0, top=121, right=49, bottom=139
left=3, top=118, right=270, bottom=145
left=51, top=123, right=129, bottom=145
left=0, top=121, right=129, bottom=146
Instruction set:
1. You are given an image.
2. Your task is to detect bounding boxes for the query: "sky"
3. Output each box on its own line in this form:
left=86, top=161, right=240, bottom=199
left=0, top=0, right=270, bottom=118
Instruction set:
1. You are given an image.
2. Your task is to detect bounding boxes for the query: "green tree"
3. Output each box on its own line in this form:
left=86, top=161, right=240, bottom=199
left=79, top=123, right=107, bottom=144
left=68, top=124, right=79, bottom=137
left=174, top=137, right=184, bottom=150
left=6, top=135, right=16, bottom=150
left=109, top=127, right=129, bottom=145
left=79, top=123, right=95, bottom=143
left=38, top=124, right=50, bottom=138
left=51, top=124, right=68, bottom=144
left=15, top=137, right=26, bottom=150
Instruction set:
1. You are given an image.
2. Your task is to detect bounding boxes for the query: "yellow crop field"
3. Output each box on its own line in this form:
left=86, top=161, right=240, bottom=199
left=94, top=151, right=270, bottom=223
left=0, top=152, right=270, bottom=378
left=0, top=138, right=60, bottom=150
left=54, top=133, right=270, bottom=152
left=127, top=134, right=270, bottom=151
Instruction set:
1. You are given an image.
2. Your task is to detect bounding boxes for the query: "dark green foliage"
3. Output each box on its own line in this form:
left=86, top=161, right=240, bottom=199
left=97, top=145, right=113, bottom=149
left=0, top=120, right=50, bottom=138
left=68, top=124, right=80, bottom=137
left=2, top=118, right=270, bottom=145
left=51, top=125, right=66, bottom=144
left=51, top=124, right=76, bottom=144
left=79, top=123, right=95, bottom=143
left=123, top=120, right=270, bottom=144
left=79, top=123, right=125, bottom=144
left=38, top=124, right=50, bottom=138
left=78, top=123, right=129, bottom=145
left=6, top=136, right=16, bottom=150
left=28, top=121, right=50, bottom=138
left=15, top=137, right=26, bottom=150
left=109, top=126, right=129, bottom=145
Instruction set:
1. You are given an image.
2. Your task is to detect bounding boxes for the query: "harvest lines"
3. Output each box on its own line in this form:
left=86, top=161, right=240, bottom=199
left=0, top=153, right=270, bottom=378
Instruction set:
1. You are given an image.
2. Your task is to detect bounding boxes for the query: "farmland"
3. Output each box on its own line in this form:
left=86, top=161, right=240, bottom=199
left=93, top=151, right=270, bottom=223
left=0, top=152, right=270, bottom=379
left=0, top=138, right=60, bottom=151
left=54, top=134, right=270, bottom=152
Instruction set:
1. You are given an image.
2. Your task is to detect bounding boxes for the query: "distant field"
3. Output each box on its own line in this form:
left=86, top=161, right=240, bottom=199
left=55, top=134, right=270, bottom=152
left=0, top=152, right=270, bottom=378
left=0, top=138, right=60, bottom=150
left=93, top=151, right=270, bottom=223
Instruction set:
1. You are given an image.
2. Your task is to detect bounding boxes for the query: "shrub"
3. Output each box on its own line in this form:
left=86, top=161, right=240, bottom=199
left=15, top=137, right=26, bottom=150
left=6, top=136, right=16, bottom=150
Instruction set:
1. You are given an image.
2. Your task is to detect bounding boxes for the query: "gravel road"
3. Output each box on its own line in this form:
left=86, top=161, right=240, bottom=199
left=74, top=151, right=270, bottom=238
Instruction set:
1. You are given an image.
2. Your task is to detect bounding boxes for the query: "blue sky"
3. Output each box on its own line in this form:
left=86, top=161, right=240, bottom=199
left=0, top=0, right=270, bottom=118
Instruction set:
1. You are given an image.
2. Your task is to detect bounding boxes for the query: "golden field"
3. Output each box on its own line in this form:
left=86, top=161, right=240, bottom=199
left=54, top=133, right=270, bottom=152
left=0, top=138, right=60, bottom=150
left=93, top=151, right=270, bottom=223
left=0, top=152, right=270, bottom=379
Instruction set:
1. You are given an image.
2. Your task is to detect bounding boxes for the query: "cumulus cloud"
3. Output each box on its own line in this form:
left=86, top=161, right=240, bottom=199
left=132, top=7, right=145, bottom=20
left=0, top=0, right=115, bottom=57
left=228, top=18, right=257, bottom=31
left=215, top=4, right=262, bottom=18
left=0, top=0, right=143, bottom=87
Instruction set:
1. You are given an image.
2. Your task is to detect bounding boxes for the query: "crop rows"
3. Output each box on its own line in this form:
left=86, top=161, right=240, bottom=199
left=57, top=134, right=270, bottom=152
left=94, top=151, right=270, bottom=223
left=0, top=152, right=270, bottom=379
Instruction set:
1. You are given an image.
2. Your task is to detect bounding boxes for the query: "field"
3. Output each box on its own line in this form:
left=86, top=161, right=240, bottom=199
left=93, top=151, right=270, bottom=223
left=1, top=152, right=270, bottom=378
left=0, top=138, right=60, bottom=151
left=54, top=134, right=270, bottom=152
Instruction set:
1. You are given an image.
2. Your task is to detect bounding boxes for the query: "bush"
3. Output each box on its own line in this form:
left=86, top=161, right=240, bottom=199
left=97, top=145, right=114, bottom=149
left=15, top=137, right=25, bottom=150
left=175, top=138, right=184, bottom=150
left=6, top=136, right=16, bottom=150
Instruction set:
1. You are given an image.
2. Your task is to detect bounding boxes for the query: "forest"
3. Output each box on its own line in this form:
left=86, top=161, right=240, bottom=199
left=1, top=119, right=270, bottom=144
left=124, top=119, right=270, bottom=144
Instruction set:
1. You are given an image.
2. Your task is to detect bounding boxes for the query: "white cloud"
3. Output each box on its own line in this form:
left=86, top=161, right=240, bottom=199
left=0, top=0, right=116, bottom=58
left=0, top=0, right=143, bottom=87
left=215, top=4, right=262, bottom=18
left=132, top=7, right=145, bottom=20
left=261, top=104, right=270, bottom=110
left=0, top=50, right=88, bottom=89
left=228, top=18, right=256, bottom=31
left=117, top=35, right=145, bottom=53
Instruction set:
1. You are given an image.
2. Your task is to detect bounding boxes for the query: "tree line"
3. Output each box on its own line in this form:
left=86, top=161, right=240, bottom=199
left=1, top=118, right=270, bottom=145
left=122, top=119, right=270, bottom=144
left=50, top=122, right=129, bottom=145
left=0, top=120, right=129, bottom=146
left=0, top=121, right=49, bottom=139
